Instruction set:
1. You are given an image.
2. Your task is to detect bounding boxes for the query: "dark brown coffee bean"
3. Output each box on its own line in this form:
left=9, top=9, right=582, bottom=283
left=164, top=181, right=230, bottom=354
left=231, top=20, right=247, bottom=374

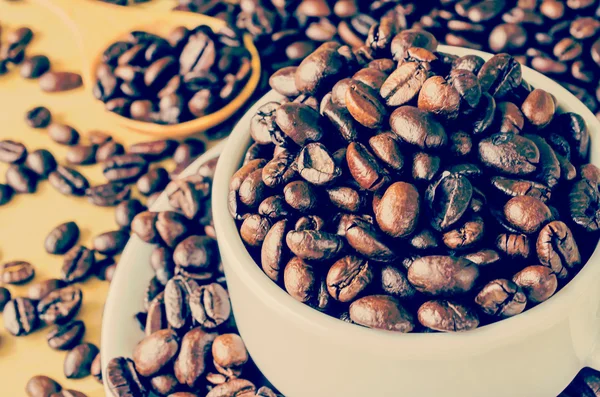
left=164, top=276, right=194, bottom=330
left=48, top=123, right=79, bottom=146
left=238, top=168, right=268, bottom=208
left=408, top=256, right=479, bottom=296
left=174, top=327, right=217, bottom=388
left=0, top=140, right=27, bottom=163
left=286, top=230, right=344, bottom=260
left=275, top=102, right=323, bottom=146
left=165, top=175, right=210, bottom=219
left=96, top=141, right=125, bottom=163
left=0, top=287, right=10, bottom=312
left=103, top=154, right=148, bottom=182
left=133, top=329, right=179, bottom=377
left=106, top=357, right=147, bottom=397
left=478, top=133, right=539, bottom=175
left=452, top=55, right=485, bottom=75
left=295, top=42, right=346, bottom=95
left=553, top=112, right=589, bottom=163
left=156, top=211, right=190, bottom=248
left=417, top=300, right=479, bottom=332
left=189, top=282, right=231, bottom=328
left=173, top=138, right=205, bottom=165
left=27, top=278, right=65, bottom=301
left=48, top=165, right=89, bottom=196
left=390, top=106, right=447, bottom=150
left=496, top=102, right=524, bottom=134
left=297, top=142, right=340, bottom=186
left=131, top=211, right=159, bottom=243
left=536, top=221, right=580, bottom=278
left=25, top=106, right=52, bottom=128
left=46, top=320, right=85, bottom=350
left=513, top=265, right=558, bottom=303
left=205, top=379, right=255, bottom=397
left=496, top=233, right=530, bottom=259
left=86, top=182, right=131, bottom=207
left=350, top=295, right=414, bottom=332
left=40, top=72, right=82, bottom=92
left=64, top=343, right=99, bottom=379
left=380, top=61, right=429, bottom=107
left=90, top=352, right=102, bottom=384
left=26, top=149, right=57, bottom=177
left=326, top=255, right=373, bottom=302
left=375, top=182, right=420, bottom=238
left=283, top=256, right=318, bottom=303
left=345, top=216, right=397, bottom=261
left=442, top=216, right=485, bottom=250
left=6, top=164, right=37, bottom=193
left=21, top=55, right=50, bottom=78
left=129, top=140, right=178, bottom=161
left=92, top=230, right=129, bottom=255
left=260, top=219, right=289, bottom=282
left=61, top=245, right=95, bottom=283
left=66, top=145, right=97, bottom=166
left=346, top=81, right=386, bottom=129
left=553, top=37, right=582, bottom=62
left=0, top=183, right=13, bottom=205
left=45, top=221, right=80, bottom=254
left=136, top=168, right=169, bottom=196
left=368, top=132, right=404, bottom=172
left=475, top=279, right=527, bottom=317
left=238, top=214, right=270, bottom=247
left=411, top=152, right=440, bottom=182
left=115, top=199, right=144, bottom=229
left=37, top=286, right=82, bottom=325
left=26, top=375, right=62, bottom=397
left=346, top=142, right=390, bottom=191
left=391, top=29, right=438, bottom=61
left=478, top=54, right=522, bottom=99
left=504, top=196, right=552, bottom=234
left=258, top=195, right=290, bottom=219
left=4, top=297, right=38, bottom=336
left=173, top=235, right=217, bottom=272
left=525, top=134, right=560, bottom=189
left=418, top=75, right=461, bottom=120
left=426, top=171, right=472, bottom=231
left=1, top=260, right=34, bottom=284
left=492, top=176, right=551, bottom=203
left=522, top=89, right=556, bottom=129
left=269, top=66, right=300, bottom=97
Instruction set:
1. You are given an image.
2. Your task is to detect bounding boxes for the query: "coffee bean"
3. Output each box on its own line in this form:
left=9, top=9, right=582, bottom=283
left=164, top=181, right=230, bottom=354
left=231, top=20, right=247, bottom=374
left=380, top=61, right=429, bottom=107
left=345, top=216, right=397, bottom=261
left=408, top=256, right=479, bottom=295
left=40, top=71, right=82, bottom=92
left=283, top=256, right=317, bottom=303
left=25, top=375, right=62, bottom=397
left=20, top=55, right=50, bottom=78
left=275, top=102, right=323, bottom=146
left=537, top=221, right=580, bottom=278
left=164, top=275, right=196, bottom=330
left=1, top=260, right=35, bottom=284
left=346, top=81, right=386, bottom=128
left=286, top=230, right=344, bottom=261
left=417, top=300, right=479, bottom=332
left=37, top=286, right=82, bottom=325
left=478, top=54, right=522, bottom=99
left=86, top=182, right=131, bottom=207
left=173, top=235, right=218, bottom=272
left=26, top=149, right=57, bottom=177
left=3, top=297, right=38, bottom=336
left=92, top=230, right=129, bottom=255
left=390, top=106, right=447, bottom=150
left=48, top=165, right=89, bottom=196
left=128, top=139, right=178, bottom=161
left=212, top=333, right=248, bottom=376
left=106, top=357, right=147, bottom=397
left=174, top=327, right=217, bottom=388
left=48, top=123, right=80, bottom=145
left=0, top=140, right=27, bottom=163
left=66, top=145, right=97, bottom=165
left=504, top=196, right=552, bottom=234
left=137, top=167, right=169, bottom=196
left=25, top=106, right=52, bottom=128
left=6, top=164, right=37, bottom=193
left=46, top=320, right=85, bottom=350
left=103, top=154, right=148, bottom=183
left=350, top=295, right=414, bottom=332
left=513, top=265, right=558, bottom=303
left=475, top=279, right=527, bottom=317
left=45, top=221, right=80, bottom=254
left=131, top=211, right=159, bottom=243
left=526, top=134, right=560, bottom=189
left=269, top=66, right=300, bottom=97
left=375, top=182, right=420, bottom=238
left=96, top=141, right=125, bottom=163
left=189, top=282, right=231, bottom=328
left=206, top=379, right=256, bottom=397
left=64, top=343, right=99, bottom=379
left=0, top=183, right=13, bottom=205
left=478, top=133, right=540, bottom=175
left=91, top=353, right=102, bottom=384
left=325, top=255, right=373, bottom=302
left=0, top=287, right=11, bottom=312
left=496, top=233, right=530, bottom=259
left=522, top=89, right=556, bottom=129
left=87, top=130, right=112, bottom=145
left=61, top=245, right=95, bottom=283
left=391, top=29, right=438, bottom=61
left=295, top=42, right=346, bottom=95
left=133, top=329, right=179, bottom=377
left=115, top=199, right=144, bottom=229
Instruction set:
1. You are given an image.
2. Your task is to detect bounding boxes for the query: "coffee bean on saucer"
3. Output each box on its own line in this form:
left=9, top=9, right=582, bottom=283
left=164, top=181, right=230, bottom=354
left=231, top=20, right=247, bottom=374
left=1, top=260, right=35, bottom=284
left=115, top=199, right=145, bottom=229
left=25, top=106, right=52, bottom=128
left=20, top=55, right=50, bottom=78
left=64, top=343, right=99, bottom=379
left=106, top=357, right=147, bottom=397
left=92, top=230, right=129, bottom=256
left=40, top=71, right=82, bottom=92
left=136, top=167, right=169, bottom=196
left=45, top=221, right=80, bottom=254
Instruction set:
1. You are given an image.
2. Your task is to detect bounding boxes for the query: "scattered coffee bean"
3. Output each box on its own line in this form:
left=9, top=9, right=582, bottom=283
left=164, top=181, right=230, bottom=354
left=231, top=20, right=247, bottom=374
left=1, top=260, right=35, bottom=284
left=25, top=106, right=52, bottom=128
left=64, top=343, right=99, bottom=379
left=39, top=71, right=82, bottom=92
left=37, top=286, right=82, bottom=325
left=49, top=166, right=89, bottom=196
left=26, top=149, right=57, bottom=177
left=66, top=145, right=97, bottom=165
left=20, top=55, right=50, bottom=78
left=60, top=245, right=95, bottom=283
left=48, top=123, right=80, bottom=146
left=3, top=297, right=38, bottom=336
left=46, top=320, right=86, bottom=350
left=115, top=199, right=145, bottom=229
left=0, top=140, right=27, bottom=163
left=25, top=375, right=62, bottom=397
left=92, top=230, right=129, bottom=255
left=86, top=182, right=131, bottom=207
left=6, top=164, right=37, bottom=193
left=0, top=287, right=11, bottom=312
left=45, top=221, right=79, bottom=255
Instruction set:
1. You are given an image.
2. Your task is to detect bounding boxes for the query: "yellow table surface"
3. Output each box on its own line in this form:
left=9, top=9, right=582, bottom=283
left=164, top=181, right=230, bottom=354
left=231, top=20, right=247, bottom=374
left=0, top=1, right=215, bottom=395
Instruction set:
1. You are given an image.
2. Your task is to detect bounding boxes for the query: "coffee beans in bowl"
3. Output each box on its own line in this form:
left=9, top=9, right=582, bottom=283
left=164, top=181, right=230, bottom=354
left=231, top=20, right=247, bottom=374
left=95, top=25, right=252, bottom=125
left=229, top=31, right=600, bottom=333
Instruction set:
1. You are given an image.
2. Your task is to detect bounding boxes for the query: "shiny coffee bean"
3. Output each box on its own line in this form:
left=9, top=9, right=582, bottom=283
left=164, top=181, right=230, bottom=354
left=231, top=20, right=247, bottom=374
left=103, top=154, right=148, bottom=182
left=174, top=327, right=217, bottom=388
left=504, top=196, right=552, bottom=234
left=28, top=278, right=66, bottom=301
left=64, top=343, right=99, bottom=379
left=4, top=297, right=38, bottom=336
left=475, top=279, right=527, bottom=317
left=92, top=230, right=129, bottom=255
left=6, top=164, right=37, bottom=193
left=1, top=261, right=35, bottom=285
left=40, top=72, right=82, bottom=92
left=106, top=357, right=147, bottom=397
left=349, top=295, right=414, bottom=332
left=26, top=149, right=57, bottom=177
left=496, top=233, right=530, bottom=259
left=478, top=54, right=522, bottom=99
left=44, top=221, right=79, bottom=255
left=513, top=265, right=558, bottom=303
left=478, top=133, right=539, bottom=175
left=390, top=106, right=447, bottom=150
left=47, top=320, right=85, bottom=350
left=21, top=55, right=50, bottom=78
left=0, top=140, right=27, bottom=163
left=536, top=221, right=580, bottom=278
left=61, top=245, right=95, bottom=283
left=408, top=256, right=479, bottom=296
left=133, top=329, right=179, bottom=377
left=48, top=123, right=80, bottom=146
left=417, top=300, right=479, bottom=332
left=86, top=182, right=131, bottom=207
left=25, top=106, right=52, bottom=128
left=37, top=286, right=82, bottom=325
left=189, top=283, right=231, bottom=329
left=96, top=141, right=125, bottom=163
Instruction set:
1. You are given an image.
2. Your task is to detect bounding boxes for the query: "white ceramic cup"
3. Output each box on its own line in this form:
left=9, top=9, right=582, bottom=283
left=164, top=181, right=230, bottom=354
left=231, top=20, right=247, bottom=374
left=212, top=45, right=600, bottom=397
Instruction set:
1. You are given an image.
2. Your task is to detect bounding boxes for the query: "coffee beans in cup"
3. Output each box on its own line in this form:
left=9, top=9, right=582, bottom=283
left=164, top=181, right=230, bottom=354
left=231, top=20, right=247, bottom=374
left=230, top=31, right=600, bottom=333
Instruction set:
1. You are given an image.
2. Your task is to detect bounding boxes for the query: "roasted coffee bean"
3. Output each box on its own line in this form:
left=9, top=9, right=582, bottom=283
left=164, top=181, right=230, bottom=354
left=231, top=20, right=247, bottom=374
left=96, top=141, right=125, bottom=163
left=375, top=182, right=420, bottom=238
left=40, top=72, right=82, bottom=92
left=26, top=149, right=57, bottom=177
left=442, top=216, right=485, bottom=250
left=286, top=230, right=344, bottom=261
left=25, top=375, right=62, bottom=397
left=390, top=106, right=447, bottom=150
left=45, top=221, right=80, bottom=254
left=86, top=182, right=131, bottom=207
left=0, top=287, right=10, bottom=312
left=418, top=75, right=461, bottom=120
left=239, top=214, right=271, bottom=247
left=452, top=55, right=485, bottom=75
left=61, top=245, right=95, bottom=283
left=21, top=55, right=50, bottom=78
left=156, top=211, right=190, bottom=248
left=552, top=112, right=589, bottom=163
left=91, top=352, right=102, bottom=384
left=504, top=196, right=552, bottom=234
left=47, top=320, right=85, bottom=350
left=189, top=282, right=231, bottom=328
left=380, top=264, right=416, bottom=298
left=345, top=217, right=397, bottom=261
left=64, top=343, right=99, bottom=379
left=408, top=256, right=479, bottom=296
left=103, top=154, right=148, bottom=182
left=129, top=139, right=178, bottom=161
left=212, top=333, right=248, bottom=376
left=475, top=279, right=527, bottom=317
left=426, top=171, right=472, bottom=231
left=489, top=24, right=527, bottom=53
left=417, top=300, right=479, bottom=332
left=412, top=152, right=441, bottom=182
left=174, top=235, right=217, bottom=271
left=145, top=293, right=167, bottom=336
left=496, top=233, right=530, bottom=259
left=276, top=102, right=323, bottom=146
left=346, top=81, right=386, bottom=128
left=258, top=195, right=290, bottom=219
left=513, top=265, right=558, bottom=303
left=106, top=357, right=147, bottom=397
left=0, top=183, right=13, bottom=206
left=0, top=140, right=27, bottom=163
left=239, top=168, right=268, bottom=208
left=261, top=219, right=289, bottom=282
left=115, top=199, right=144, bottom=229
left=66, top=145, right=97, bottom=165
left=133, top=329, right=179, bottom=377
left=1, top=260, right=34, bottom=284
left=92, top=230, right=129, bottom=255
left=3, top=297, right=38, bottom=336
left=526, top=134, right=560, bottom=189
left=295, top=42, right=346, bottom=95
left=496, top=102, right=525, bottom=134
left=297, top=142, right=340, bottom=186
left=368, top=132, right=404, bottom=172
left=25, top=106, right=52, bottom=128
left=346, top=142, right=390, bottom=191
left=206, top=379, right=256, bottom=397
left=48, top=165, right=89, bottom=196
left=522, top=89, right=556, bottom=129
left=283, top=257, right=317, bottom=303
left=478, top=133, right=539, bottom=175
left=380, top=61, right=429, bottom=107
left=478, top=54, right=522, bottom=99
left=48, top=123, right=79, bottom=146
left=28, top=278, right=65, bottom=301
left=326, top=255, right=373, bottom=302
left=37, top=286, right=82, bottom=325
left=536, top=221, right=580, bottom=278
left=131, top=211, right=159, bottom=243
left=350, top=295, right=414, bottom=332
left=269, top=66, right=300, bottom=97
left=166, top=175, right=210, bottom=219
left=391, top=29, right=437, bottom=61
left=6, top=164, right=37, bottom=193
left=173, top=138, right=205, bottom=165
left=174, top=327, right=217, bottom=388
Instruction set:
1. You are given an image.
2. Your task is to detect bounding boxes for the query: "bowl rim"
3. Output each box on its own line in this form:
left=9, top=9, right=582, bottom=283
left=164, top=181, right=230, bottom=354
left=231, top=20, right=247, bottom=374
left=212, top=44, right=600, bottom=357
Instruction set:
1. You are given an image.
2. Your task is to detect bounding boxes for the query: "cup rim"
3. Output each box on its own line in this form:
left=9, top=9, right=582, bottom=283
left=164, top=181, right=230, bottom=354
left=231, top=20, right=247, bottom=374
left=212, top=44, right=600, bottom=358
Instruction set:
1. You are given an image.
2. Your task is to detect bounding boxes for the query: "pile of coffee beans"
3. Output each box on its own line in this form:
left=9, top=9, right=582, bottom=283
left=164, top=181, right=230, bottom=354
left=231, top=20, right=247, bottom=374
left=0, top=24, right=82, bottom=92
left=95, top=26, right=252, bottom=124
left=175, top=0, right=600, bottom=119
left=104, top=157, right=282, bottom=397
left=229, top=28, right=600, bottom=333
